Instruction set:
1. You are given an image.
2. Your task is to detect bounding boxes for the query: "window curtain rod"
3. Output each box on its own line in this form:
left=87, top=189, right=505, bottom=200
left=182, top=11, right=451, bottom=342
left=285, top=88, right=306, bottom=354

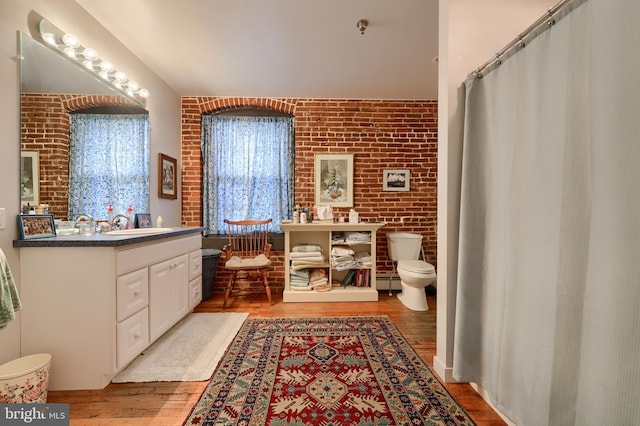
left=471, top=0, right=585, bottom=78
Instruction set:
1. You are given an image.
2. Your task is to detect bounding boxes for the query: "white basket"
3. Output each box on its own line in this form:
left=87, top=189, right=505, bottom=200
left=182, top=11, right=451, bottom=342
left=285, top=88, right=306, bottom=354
left=0, top=353, right=51, bottom=403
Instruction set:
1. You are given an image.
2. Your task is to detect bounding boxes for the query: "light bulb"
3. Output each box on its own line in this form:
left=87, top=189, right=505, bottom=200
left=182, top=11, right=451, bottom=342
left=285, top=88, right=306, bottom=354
left=99, top=60, right=113, bottom=72
left=42, top=33, right=57, bottom=46
left=138, top=88, right=150, bottom=99
left=63, top=47, right=76, bottom=58
left=83, top=48, right=98, bottom=61
left=114, top=71, right=127, bottom=82
left=61, top=33, right=79, bottom=48
left=127, top=80, right=139, bottom=91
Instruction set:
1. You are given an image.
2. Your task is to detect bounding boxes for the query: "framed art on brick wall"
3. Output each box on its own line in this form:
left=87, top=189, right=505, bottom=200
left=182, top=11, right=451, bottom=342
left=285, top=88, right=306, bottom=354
left=383, top=169, right=410, bottom=192
left=315, top=153, right=354, bottom=207
left=158, top=153, right=178, bottom=199
left=21, top=151, right=39, bottom=207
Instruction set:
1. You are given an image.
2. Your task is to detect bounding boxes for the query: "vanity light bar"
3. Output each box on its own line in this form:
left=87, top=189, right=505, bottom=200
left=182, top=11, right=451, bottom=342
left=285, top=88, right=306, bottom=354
left=39, top=22, right=150, bottom=104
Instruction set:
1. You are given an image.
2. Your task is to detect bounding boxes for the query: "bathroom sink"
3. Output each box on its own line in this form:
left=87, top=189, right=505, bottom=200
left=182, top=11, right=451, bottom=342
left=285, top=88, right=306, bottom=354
left=104, top=227, right=173, bottom=236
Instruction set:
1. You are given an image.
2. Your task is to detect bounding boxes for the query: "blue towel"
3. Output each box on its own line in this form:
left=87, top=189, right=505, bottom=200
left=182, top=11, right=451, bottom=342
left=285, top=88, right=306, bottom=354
left=0, top=249, right=21, bottom=328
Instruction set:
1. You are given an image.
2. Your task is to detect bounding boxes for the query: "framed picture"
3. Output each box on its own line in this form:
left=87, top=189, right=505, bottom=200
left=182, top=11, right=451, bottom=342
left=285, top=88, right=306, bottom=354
left=21, top=151, right=40, bottom=206
left=158, top=153, right=178, bottom=199
left=18, top=214, right=56, bottom=240
left=315, top=153, right=354, bottom=207
left=134, top=213, right=152, bottom=228
left=383, top=169, right=411, bottom=192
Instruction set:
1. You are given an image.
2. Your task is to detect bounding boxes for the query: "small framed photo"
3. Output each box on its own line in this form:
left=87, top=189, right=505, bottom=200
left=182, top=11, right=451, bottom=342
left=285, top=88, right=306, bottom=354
left=158, top=153, right=178, bottom=199
left=21, top=151, right=40, bottom=206
left=134, top=213, right=152, bottom=228
left=383, top=169, right=411, bottom=192
left=18, top=214, right=56, bottom=240
left=315, top=153, right=354, bottom=207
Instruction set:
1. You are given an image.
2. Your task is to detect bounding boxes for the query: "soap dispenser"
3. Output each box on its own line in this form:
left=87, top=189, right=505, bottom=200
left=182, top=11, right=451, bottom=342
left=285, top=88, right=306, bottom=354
left=127, top=204, right=134, bottom=229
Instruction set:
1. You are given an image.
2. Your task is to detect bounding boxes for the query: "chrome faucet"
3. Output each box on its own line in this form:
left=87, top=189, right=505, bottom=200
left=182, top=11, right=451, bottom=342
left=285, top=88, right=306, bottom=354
left=111, top=214, right=130, bottom=230
left=74, top=214, right=94, bottom=224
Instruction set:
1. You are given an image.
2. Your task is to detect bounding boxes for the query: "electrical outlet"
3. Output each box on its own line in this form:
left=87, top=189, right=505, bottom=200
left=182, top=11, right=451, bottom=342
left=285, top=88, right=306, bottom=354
left=0, top=208, right=5, bottom=230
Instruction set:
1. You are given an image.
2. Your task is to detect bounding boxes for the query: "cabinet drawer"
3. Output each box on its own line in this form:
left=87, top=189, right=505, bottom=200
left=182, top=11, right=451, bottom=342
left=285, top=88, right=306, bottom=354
left=190, top=275, right=202, bottom=309
left=116, top=307, right=149, bottom=369
left=116, top=268, right=149, bottom=322
left=189, top=249, right=203, bottom=281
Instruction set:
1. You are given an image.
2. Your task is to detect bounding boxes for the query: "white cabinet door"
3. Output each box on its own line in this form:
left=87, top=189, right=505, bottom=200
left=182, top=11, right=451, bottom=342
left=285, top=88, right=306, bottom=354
left=149, top=254, right=189, bottom=342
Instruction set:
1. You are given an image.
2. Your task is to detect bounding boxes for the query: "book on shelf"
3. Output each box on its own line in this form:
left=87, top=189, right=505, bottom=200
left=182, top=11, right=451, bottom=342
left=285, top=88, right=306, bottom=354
left=342, top=269, right=356, bottom=286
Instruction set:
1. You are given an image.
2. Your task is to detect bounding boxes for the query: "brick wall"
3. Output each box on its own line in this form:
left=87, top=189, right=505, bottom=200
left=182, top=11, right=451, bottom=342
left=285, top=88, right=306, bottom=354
left=182, top=97, right=437, bottom=294
left=21, top=93, right=140, bottom=219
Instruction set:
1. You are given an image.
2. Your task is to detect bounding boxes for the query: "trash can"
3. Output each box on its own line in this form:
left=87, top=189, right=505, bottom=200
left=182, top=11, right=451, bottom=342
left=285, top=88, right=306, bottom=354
left=202, top=249, right=222, bottom=301
left=0, top=353, right=51, bottom=403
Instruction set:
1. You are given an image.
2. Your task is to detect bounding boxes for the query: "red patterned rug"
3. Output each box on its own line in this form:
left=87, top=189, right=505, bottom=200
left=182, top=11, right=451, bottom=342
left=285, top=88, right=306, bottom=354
left=184, top=316, right=474, bottom=425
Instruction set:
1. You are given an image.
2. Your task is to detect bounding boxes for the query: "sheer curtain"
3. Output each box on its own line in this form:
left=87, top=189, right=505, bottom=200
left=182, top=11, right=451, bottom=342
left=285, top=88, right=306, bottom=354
left=201, top=115, right=294, bottom=234
left=453, top=1, right=640, bottom=425
left=69, top=114, right=150, bottom=220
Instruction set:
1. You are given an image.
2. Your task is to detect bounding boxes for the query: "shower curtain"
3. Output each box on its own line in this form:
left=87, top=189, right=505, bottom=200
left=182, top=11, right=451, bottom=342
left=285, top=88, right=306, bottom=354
left=453, top=1, right=640, bottom=425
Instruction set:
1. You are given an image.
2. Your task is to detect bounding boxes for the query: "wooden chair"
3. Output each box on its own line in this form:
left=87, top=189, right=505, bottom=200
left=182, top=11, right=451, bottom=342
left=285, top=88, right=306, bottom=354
left=222, top=218, right=273, bottom=308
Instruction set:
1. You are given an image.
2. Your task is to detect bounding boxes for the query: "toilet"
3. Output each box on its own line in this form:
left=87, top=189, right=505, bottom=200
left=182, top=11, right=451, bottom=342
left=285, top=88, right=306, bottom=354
left=387, top=232, right=436, bottom=311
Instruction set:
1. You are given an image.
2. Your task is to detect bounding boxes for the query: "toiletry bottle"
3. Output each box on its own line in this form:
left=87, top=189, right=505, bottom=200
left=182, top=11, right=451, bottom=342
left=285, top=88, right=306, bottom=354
left=127, top=204, right=134, bottom=228
left=107, top=204, right=113, bottom=224
left=293, top=205, right=299, bottom=224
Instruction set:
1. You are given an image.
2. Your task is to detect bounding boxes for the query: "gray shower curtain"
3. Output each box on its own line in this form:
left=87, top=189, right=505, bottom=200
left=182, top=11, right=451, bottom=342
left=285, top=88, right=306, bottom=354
left=453, top=1, right=640, bottom=425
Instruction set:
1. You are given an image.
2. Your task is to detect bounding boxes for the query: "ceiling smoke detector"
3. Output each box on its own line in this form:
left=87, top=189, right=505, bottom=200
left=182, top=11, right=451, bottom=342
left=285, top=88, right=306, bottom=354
left=357, top=19, right=368, bottom=35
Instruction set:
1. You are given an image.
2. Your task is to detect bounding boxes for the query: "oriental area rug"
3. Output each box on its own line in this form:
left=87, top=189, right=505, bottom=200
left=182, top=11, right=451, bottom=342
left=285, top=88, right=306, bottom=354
left=184, top=316, right=474, bottom=425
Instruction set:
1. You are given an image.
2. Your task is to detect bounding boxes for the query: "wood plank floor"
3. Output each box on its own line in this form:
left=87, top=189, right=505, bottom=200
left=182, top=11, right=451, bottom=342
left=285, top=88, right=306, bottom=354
left=47, top=291, right=506, bottom=425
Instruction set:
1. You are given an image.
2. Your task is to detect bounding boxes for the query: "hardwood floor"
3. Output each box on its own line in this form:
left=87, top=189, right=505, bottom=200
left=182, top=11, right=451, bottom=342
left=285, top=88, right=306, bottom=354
left=47, top=291, right=506, bottom=425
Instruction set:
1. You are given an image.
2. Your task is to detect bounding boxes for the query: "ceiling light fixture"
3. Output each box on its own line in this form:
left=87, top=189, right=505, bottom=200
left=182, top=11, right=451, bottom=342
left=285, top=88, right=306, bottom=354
left=357, top=19, right=368, bottom=35
left=38, top=19, right=149, bottom=105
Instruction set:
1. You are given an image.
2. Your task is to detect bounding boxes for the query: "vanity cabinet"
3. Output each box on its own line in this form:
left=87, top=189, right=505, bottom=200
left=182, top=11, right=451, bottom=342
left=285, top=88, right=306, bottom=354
left=18, top=232, right=202, bottom=390
left=149, top=254, right=189, bottom=342
left=189, top=250, right=203, bottom=309
left=116, top=268, right=149, bottom=368
left=281, top=222, right=385, bottom=302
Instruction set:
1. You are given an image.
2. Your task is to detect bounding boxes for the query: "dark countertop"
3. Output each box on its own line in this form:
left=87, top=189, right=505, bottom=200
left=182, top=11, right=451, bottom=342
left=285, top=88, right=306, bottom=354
left=13, top=227, right=205, bottom=248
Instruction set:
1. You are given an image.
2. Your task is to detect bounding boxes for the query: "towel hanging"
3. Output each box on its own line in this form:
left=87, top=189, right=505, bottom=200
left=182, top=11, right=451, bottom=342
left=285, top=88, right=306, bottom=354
left=0, top=248, right=21, bottom=328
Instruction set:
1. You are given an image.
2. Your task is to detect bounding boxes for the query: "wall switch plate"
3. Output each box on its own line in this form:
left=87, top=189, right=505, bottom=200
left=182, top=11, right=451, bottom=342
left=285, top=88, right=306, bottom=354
left=0, top=208, right=5, bottom=230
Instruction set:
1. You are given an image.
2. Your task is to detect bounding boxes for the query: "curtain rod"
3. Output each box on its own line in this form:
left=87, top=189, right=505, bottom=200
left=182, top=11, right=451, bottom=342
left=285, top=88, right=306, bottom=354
left=471, top=0, right=578, bottom=77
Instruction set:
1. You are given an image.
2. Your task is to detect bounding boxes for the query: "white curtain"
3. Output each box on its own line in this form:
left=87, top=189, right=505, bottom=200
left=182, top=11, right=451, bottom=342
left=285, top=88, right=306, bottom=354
left=453, top=1, right=640, bottom=425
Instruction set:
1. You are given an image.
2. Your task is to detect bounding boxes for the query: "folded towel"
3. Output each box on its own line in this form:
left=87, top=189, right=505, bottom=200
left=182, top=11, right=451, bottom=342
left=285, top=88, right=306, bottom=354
left=290, top=252, right=325, bottom=259
left=309, top=268, right=328, bottom=283
left=290, top=269, right=310, bottom=280
left=292, top=244, right=323, bottom=253
left=292, top=262, right=327, bottom=271
left=290, top=255, right=325, bottom=263
left=0, top=249, right=21, bottom=329
left=331, top=247, right=354, bottom=257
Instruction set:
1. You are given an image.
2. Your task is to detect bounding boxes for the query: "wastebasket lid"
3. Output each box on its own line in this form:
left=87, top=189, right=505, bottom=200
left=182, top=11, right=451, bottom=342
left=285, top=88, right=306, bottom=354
left=203, top=249, right=222, bottom=256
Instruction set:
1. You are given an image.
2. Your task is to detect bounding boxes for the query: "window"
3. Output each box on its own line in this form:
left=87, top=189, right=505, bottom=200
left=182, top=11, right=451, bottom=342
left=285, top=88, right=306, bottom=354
left=68, top=113, right=150, bottom=220
left=201, top=114, right=294, bottom=234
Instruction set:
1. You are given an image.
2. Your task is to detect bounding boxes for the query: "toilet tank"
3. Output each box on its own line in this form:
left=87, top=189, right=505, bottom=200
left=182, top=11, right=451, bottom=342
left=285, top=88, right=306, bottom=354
left=387, top=232, right=423, bottom=261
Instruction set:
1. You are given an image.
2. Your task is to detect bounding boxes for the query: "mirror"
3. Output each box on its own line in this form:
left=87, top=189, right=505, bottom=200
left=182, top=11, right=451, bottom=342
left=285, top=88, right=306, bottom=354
left=19, top=31, right=149, bottom=220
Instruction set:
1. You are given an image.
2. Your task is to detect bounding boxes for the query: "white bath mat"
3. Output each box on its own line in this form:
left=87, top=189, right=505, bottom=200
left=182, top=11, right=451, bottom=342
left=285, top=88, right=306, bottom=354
left=112, top=312, right=249, bottom=383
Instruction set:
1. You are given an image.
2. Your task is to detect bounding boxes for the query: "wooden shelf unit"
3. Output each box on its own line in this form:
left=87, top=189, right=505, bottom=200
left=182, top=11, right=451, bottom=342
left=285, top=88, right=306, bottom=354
left=281, top=222, right=385, bottom=302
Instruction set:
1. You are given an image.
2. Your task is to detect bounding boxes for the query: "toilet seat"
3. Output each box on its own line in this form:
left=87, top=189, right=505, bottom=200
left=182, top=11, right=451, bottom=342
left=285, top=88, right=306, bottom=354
left=397, top=260, right=434, bottom=274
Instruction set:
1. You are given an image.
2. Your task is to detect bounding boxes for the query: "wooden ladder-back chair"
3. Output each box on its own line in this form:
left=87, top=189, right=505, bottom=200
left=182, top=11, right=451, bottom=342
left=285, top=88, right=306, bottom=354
left=222, top=218, right=273, bottom=308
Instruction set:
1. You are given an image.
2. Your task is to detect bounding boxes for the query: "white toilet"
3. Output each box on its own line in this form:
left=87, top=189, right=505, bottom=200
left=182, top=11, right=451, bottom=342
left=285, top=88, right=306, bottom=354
left=387, top=232, right=436, bottom=311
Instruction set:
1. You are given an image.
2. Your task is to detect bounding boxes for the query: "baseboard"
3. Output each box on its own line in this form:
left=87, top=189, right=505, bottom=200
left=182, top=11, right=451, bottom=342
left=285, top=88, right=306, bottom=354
left=432, top=356, right=456, bottom=383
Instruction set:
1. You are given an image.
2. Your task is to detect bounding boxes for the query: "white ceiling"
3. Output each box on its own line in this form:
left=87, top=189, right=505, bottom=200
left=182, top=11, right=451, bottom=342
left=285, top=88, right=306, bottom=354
left=75, top=0, right=440, bottom=100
